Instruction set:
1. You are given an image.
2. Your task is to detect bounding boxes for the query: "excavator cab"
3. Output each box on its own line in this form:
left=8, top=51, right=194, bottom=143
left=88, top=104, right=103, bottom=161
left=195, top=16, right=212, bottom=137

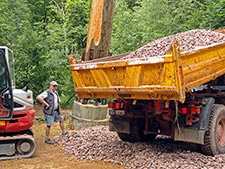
left=0, top=47, right=35, bottom=160
left=0, top=48, right=13, bottom=119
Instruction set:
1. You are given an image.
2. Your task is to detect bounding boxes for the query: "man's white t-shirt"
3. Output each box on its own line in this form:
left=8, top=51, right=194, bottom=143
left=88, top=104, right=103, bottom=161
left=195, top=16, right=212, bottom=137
left=37, top=90, right=60, bottom=110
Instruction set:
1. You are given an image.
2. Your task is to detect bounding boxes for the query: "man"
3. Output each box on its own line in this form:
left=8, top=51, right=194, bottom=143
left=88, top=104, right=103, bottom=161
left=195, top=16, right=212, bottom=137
left=37, top=81, right=67, bottom=144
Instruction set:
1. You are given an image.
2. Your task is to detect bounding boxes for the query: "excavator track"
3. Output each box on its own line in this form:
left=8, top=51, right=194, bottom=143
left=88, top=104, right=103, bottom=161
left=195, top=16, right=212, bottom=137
left=0, top=134, right=36, bottom=160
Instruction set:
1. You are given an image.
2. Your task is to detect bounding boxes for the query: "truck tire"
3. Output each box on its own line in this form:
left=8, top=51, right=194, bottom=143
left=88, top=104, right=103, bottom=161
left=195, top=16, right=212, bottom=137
left=117, top=133, right=139, bottom=143
left=139, top=133, right=157, bottom=142
left=118, top=131, right=156, bottom=142
left=117, top=119, right=156, bottom=142
left=201, top=104, right=225, bottom=155
left=138, top=119, right=157, bottom=142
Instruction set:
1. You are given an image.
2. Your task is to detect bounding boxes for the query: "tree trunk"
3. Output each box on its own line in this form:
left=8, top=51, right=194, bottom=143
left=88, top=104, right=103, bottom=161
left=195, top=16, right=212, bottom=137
left=84, top=0, right=115, bottom=61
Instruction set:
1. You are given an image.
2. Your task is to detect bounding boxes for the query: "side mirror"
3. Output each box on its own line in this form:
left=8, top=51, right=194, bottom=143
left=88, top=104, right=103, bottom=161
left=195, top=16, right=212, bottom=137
left=2, top=91, right=12, bottom=109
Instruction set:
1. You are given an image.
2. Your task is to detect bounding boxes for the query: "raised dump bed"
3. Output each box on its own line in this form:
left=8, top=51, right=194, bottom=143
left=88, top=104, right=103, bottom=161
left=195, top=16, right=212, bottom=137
left=69, top=29, right=225, bottom=156
left=69, top=39, right=225, bottom=103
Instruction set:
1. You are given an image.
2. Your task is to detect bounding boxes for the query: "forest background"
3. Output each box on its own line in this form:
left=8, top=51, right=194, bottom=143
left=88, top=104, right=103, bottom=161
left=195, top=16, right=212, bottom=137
left=0, top=0, right=224, bottom=107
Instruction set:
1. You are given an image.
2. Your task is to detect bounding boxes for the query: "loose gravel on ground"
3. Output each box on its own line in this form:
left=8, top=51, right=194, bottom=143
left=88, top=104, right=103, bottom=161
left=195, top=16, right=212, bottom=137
left=54, top=126, right=225, bottom=169
left=121, top=29, right=225, bottom=60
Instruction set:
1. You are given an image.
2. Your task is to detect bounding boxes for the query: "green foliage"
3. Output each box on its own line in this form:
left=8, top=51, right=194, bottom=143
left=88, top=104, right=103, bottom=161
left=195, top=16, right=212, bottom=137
left=35, top=117, right=45, bottom=123
left=125, top=0, right=141, bottom=9
left=111, top=0, right=225, bottom=54
left=0, top=0, right=224, bottom=108
left=65, top=0, right=91, bottom=55
left=111, top=0, right=143, bottom=54
left=201, top=0, right=225, bottom=29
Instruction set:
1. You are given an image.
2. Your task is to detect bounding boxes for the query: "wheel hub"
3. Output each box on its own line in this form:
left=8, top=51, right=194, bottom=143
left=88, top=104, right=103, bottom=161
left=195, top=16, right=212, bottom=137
left=217, top=118, right=225, bottom=147
left=20, top=142, right=32, bottom=153
left=17, top=140, right=34, bottom=154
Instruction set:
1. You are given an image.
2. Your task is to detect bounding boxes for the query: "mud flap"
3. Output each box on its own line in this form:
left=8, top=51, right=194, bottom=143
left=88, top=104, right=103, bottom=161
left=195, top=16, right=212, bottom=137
left=109, top=119, right=130, bottom=134
left=174, top=128, right=205, bottom=144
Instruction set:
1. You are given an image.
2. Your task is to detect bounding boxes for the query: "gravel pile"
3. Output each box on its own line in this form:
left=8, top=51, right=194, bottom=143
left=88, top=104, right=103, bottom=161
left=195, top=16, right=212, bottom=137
left=121, top=29, right=225, bottom=60
left=54, top=126, right=225, bottom=169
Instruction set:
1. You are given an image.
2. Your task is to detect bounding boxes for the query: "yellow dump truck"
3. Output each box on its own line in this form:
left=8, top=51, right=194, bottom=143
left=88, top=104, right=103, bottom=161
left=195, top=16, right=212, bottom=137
left=69, top=34, right=225, bottom=155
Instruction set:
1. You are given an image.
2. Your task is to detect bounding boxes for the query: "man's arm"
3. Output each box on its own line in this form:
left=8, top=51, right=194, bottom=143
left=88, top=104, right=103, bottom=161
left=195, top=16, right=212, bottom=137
left=36, top=91, right=50, bottom=109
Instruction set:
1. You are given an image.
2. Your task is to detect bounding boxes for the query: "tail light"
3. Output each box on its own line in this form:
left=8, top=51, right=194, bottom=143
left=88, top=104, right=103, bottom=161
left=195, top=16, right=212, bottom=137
left=191, top=107, right=200, bottom=115
left=108, top=101, right=124, bottom=109
left=181, top=108, right=187, bottom=115
left=114, top=102, right=121, bottom=109
left=108, top=102, right=114, bottom=108
left=108, top=101, right=125, bottom=116
left=180, top=107, right=200, bottom=115
left=27, top=94, right=31, bottom=99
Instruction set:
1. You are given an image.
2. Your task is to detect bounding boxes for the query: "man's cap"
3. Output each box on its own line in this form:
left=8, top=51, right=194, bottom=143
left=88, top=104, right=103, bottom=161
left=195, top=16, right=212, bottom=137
left=50, top=81, right=58, bottom=86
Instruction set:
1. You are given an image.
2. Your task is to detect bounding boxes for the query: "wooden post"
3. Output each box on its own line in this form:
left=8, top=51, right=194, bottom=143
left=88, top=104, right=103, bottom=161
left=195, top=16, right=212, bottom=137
left=84, top=0, right=115, bottom=61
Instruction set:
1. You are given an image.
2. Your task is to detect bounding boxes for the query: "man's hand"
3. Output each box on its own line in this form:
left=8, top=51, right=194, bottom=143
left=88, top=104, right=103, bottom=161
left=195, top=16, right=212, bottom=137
left=45, top=103, right=50, bottom=109
left=37, top=96, right=50, bottom=109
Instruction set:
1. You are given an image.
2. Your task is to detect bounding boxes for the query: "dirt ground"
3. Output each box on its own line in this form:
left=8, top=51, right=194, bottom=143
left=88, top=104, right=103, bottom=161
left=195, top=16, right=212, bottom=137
left=0, top=105, right=123, bottom=169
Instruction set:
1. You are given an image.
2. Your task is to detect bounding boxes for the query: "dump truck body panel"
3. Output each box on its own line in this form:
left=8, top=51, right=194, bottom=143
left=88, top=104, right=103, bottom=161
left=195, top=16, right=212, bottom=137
left=70, top=41, right=225, bottom=102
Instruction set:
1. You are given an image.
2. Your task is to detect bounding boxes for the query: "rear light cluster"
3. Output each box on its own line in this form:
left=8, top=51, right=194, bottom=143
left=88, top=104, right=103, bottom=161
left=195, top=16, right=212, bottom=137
left=108, top=101, right=125, bottom=116
left=27, top=94, right=31, bottom=99
left=108, top=101, right=124, bottom=109
left=180, top=107, right=200, bottom=115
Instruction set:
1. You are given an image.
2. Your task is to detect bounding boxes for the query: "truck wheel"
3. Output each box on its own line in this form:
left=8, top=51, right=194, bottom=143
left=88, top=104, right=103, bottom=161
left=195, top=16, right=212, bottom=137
left=138, top=119, right=157, bottom=142
left=139, top=133, right=157, bottom=142
left=117, top=133, right=140, bottom=143
left=118, top=131, right=156, bottom=142
left=201, top=104, right=225, bottom=155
